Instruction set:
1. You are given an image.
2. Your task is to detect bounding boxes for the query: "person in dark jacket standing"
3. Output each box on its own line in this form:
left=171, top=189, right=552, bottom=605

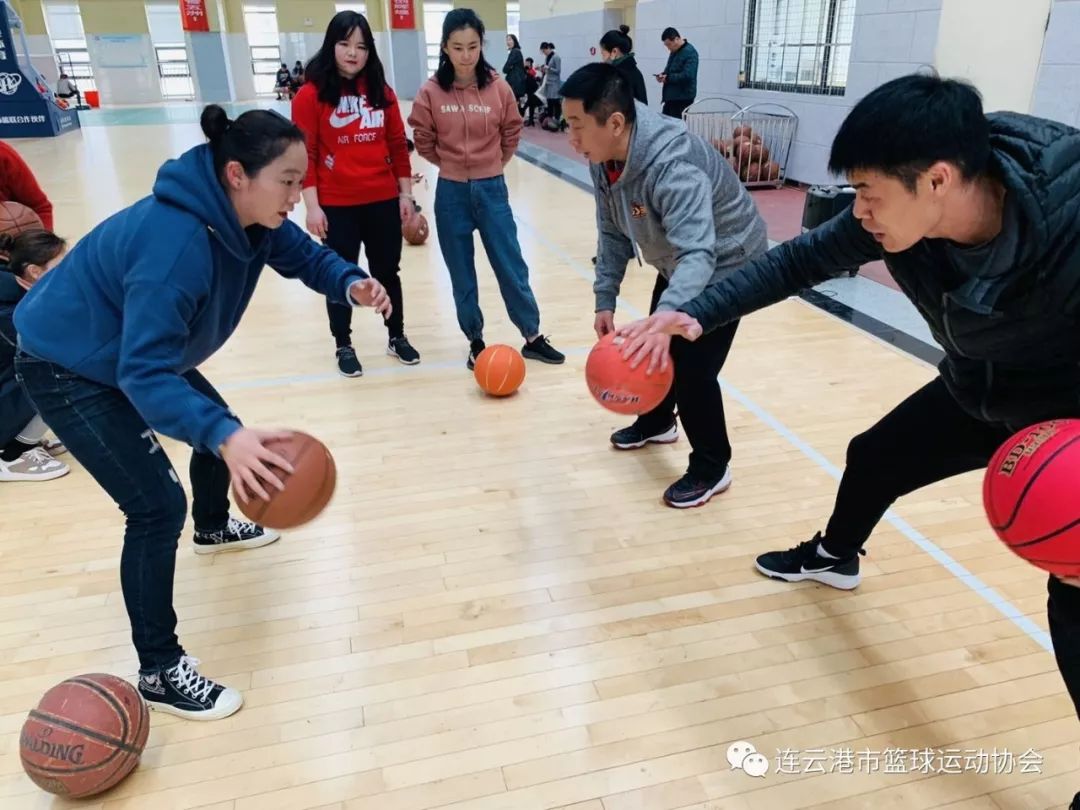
left=600, top=26, right=647, bottom=105
left=14, top=105, right=391, bottom=720
left=657, top=27, right=697, bottom=119
left=618, top=73, right=1080, bottom=753
left=562, top=64, right=768, bottom=508
left=503, top=34, right=527, bottom=105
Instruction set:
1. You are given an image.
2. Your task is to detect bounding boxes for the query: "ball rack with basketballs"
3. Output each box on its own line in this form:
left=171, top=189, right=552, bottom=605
left=0, top=0, right=79, bottom=139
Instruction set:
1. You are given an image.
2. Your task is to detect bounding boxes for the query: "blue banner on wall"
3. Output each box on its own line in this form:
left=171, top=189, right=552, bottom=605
left=0, top=0, right=79, bottom=138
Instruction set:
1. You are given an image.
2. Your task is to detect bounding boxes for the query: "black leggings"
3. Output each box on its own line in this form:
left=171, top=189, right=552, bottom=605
left=323, top=198, right=405, bottom=345
left=820, top=376, right=1080, bottom=720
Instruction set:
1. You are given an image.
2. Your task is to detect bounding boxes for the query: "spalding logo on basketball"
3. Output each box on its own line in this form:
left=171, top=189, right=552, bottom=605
left=983, top=419, right=1080, bottom=577
left=585, top=332, right=674, bottom=416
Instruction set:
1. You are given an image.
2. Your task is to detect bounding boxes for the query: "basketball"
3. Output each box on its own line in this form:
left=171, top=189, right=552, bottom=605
left=473, top=344, right=526, bottom=397
left=0, top=201, right=44, bottom=237
left=403, top=213, right=429, bottom=245
left=585, top=332, right=674, bottom=415
left=983, top=419, right=1080, bottom=576
left=234, top=431, right=337, bottom=529
left=20, top=674, right=149, bottom=799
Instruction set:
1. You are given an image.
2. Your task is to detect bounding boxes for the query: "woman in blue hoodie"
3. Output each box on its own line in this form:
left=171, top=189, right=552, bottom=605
left=13, top=105, right=390, bottom=721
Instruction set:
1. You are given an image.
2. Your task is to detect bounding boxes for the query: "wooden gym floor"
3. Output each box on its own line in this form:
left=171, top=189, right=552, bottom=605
left=0, top=106, right=1077, bottom=809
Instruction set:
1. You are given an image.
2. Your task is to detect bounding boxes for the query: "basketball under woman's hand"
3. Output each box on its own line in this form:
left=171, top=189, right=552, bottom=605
left=349, top=278, right=392, bottom=317
left=221, top=428, right=296, bottom=503
left=306, top=206, right=328, bottom=239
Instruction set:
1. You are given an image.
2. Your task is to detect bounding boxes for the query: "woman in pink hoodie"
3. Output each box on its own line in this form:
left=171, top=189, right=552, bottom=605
left=408, top=8, right=564, bottom=370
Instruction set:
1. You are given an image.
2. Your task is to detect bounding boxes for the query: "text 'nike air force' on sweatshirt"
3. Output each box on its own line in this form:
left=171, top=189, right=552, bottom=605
left=15, top=144, right=370, bottom=456
left=292, top=77, right=413, bottom=206
left=407, top=73, right=522, bottom=182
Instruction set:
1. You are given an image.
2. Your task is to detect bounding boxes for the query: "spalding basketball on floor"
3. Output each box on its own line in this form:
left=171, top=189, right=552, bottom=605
left=586, top=332, right=674, bottom=415
left=403, top=214, right=429, bottom=245
left=20, top=673, right=149, bottom=799
left=983, top=419, right=1080, bottom=576
left=474, top=344, right=526, bottom=397
left=0, top=201, right=43, bottom=237
left=234, top=431, right=336, bottom=529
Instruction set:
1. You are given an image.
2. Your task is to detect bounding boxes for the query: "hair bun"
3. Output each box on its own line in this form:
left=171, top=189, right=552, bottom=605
left=619, top=24, right=630, bottom=34
left=200, top=104, right=232, bottom=143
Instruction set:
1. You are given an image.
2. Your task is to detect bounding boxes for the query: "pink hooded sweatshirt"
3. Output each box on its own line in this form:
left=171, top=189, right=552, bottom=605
left=407, top=73, right=522, bottom=182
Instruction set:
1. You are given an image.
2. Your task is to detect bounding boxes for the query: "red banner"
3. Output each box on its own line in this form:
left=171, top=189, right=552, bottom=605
left=390, top=0, right=415, bottom=30
left=179, top=0, right=210, bottom=32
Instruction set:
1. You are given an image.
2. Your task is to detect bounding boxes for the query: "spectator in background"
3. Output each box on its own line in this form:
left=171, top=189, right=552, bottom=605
left=0, top=140, right=53, bottom=230
left=274, top=63, right=291, bottom=99
left=657, top=27, right=698, bottom=119
left=503, top=34, right=527, bottom=108
left=600, top=25, right=647, bottom=105
left=55, top=73, right=82, bottom=108
left=522, top=57, right=542, bottom=126
left=539, top=42, right=565, bottom=130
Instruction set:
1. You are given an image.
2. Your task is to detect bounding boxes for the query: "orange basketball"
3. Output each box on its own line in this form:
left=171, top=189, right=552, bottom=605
left=234, top=431, right=337, bottom=529
left=20, top=673, right=149, bottom=799
left=586, top=332, right=674, bottom=415
left=983, top=419, right=1080, bottom=577
left=0, top=201, right=44, bottom=237
left=473, top=344, right=525, bottom=397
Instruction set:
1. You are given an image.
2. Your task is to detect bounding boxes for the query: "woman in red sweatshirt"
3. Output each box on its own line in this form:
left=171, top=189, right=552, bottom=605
left=408, top=9, right=564, bottom=369
left=293, top=11, right=419, bottom=377
left=0, top=140, right=53, bottom=230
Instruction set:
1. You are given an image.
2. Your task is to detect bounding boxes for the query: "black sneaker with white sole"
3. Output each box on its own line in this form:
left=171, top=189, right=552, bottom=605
left=138, top=655, right=243, bottom=720
left=521, top=335, right=565, bottom=364
left=610, top=421, right=679, bottom=450
left=466, top=338, right=486, bottom=370
left=335, top=345, right=363, bottom=377
left=754, top=534, right=864, bottom=590
left=387, top=336, right=421, bottom=365
left=662, top=467, right=732, bottom=508
left=193, top=517, right=280, bottom=555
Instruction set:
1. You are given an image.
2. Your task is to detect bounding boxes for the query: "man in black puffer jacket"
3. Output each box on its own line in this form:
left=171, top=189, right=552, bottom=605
left=619, top=73, right=1080, bottom=740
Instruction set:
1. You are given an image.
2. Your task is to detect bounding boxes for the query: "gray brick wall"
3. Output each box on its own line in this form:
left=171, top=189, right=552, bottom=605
left=1031, top=0, right=1080, bottom=128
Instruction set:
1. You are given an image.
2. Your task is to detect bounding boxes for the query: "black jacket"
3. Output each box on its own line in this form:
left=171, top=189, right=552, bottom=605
left=680, top=112, right=1080, bottom=430
left=614, top=54, right=648, bottom=106
left=0, top=271, right=35, bottom=446
left=502, top=47, right=526, bottom=99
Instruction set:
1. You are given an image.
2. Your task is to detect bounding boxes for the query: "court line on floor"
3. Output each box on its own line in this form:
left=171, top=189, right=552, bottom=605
left=513, top=214, right=1053, bottom=654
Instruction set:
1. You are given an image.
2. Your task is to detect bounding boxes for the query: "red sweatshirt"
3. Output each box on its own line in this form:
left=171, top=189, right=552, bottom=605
left=291, top=78, right=412, bottom=207
left=0, top=140, right=53, bottom=230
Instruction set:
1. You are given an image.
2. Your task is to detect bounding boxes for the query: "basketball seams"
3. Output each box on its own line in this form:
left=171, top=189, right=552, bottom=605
left=26, top=710, right=139, bottom=756
left=991, top=434, right=1080, bottom=531
left=1009, top=514, right=1080, bottom=550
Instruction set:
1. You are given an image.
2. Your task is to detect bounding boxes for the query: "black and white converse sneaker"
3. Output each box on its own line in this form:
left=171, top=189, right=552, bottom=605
left=335, top=345, right=363, bottom=377
left=610, top=420, right=679, bottom=450
left=466, top=338, right=486, bottom=370
left=662, top=467, right=732, bottom=508
left=387, top=336, right=421, bottom=365
left=754, top=534, right=864, bottom=590
left=522, top=335, right=566, bottom=364
left=193, top=517, right=280, bottom=555
left=139, top=655, right=243, bottom=720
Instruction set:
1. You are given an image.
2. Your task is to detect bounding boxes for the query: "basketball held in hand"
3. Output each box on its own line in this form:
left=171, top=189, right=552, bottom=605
left=585, top=333, right=674, bottom=415
left=234, top=431, right=337, bottom=529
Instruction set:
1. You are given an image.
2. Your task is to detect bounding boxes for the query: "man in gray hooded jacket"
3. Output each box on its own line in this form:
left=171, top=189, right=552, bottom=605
left=561, top=62, right=769, bottom=508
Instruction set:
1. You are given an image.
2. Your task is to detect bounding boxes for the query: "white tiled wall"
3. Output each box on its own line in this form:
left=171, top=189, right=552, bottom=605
left=1031, top=0, right=1080, bottom=128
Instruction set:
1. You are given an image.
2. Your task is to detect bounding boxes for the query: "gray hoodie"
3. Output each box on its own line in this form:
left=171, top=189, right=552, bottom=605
left=592, top=102, right=768, bottom=313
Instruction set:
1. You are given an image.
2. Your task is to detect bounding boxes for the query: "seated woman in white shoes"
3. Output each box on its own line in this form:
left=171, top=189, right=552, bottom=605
left=13, top=105, right=391, bottom=721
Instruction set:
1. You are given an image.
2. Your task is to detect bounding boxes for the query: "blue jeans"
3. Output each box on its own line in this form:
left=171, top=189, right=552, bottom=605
left=14, top=351, right=233, bottom=672
left=434, top=176, right=541, bottom=341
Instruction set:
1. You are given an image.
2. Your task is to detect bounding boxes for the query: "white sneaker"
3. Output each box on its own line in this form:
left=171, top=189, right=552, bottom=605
left=0, top=447, right=70, bottom=481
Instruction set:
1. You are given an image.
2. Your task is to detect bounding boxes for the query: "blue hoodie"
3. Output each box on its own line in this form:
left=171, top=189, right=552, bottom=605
left=14, top=143, right=369, bottom=455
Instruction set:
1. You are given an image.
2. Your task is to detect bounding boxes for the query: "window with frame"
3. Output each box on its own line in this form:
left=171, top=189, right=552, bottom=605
left=244, top=2, right=281, bottom=95
left=333, top=2, right=368, bottom=15
left=423, top=1, right=452, bottom=77
left=45, top=1, right=96, bottom=93
left=740, top=0, right=856, bottom=96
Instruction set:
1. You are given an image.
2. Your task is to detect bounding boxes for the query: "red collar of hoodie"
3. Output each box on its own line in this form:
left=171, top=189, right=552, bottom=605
left=291, top=77, right=412, bottom=207
left=406, top=74, right=522, bottom=183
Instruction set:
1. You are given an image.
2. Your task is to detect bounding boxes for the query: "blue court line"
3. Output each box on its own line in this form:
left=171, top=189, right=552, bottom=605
left=512, top=213, right=1054, bottom=654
